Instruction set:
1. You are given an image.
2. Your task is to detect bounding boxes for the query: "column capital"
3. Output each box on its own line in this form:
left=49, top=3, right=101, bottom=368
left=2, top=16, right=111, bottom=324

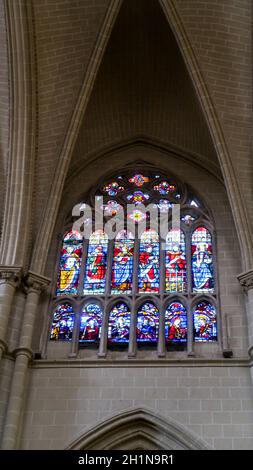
left=237, top=269, right=253, bottom=293
left=24, top=271, right=51, bottom=294
left=0, top=266, right=23, bottom=288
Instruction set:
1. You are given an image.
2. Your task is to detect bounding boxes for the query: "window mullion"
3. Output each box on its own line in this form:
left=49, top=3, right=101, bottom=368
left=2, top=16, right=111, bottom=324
left=185, top=227, right=193, bottom=355
left=105, top=239, right=114, bottom=296
left=128, top=302, right=137, bottom=357
left=157, top=298, right=165, bottom=357
left=78, top=238, right=88, bottom=296
left=69, top=301, right=80, bottom=358
left=98, top=307, right=108, bottom=358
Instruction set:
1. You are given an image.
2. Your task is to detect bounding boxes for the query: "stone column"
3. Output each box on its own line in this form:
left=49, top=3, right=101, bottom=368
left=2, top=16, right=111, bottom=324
left=238, top=270, right=253, bottom=362
left=1, top=272, right=50, bottom=450
left=0, top=266, right=22, bottom=361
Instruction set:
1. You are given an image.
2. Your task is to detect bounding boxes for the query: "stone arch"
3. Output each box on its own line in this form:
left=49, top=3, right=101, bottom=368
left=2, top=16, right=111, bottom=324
left=30, top=0, right=253, bottom=278
left=67, top=408, right=210, bottom=450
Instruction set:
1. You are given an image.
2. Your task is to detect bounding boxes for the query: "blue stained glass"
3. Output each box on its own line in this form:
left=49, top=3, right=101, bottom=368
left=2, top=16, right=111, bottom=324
left=50, top=303, right=74, bottom=341
left=83, top=231, right=108, bottom=294
left=108, top=302, right=131, bottom=343
left=57, top=230, right=82, bottom=295
left=136, top=302, right=159, bottom=343
left=138, top=230, right=160, bottom=293
left=129, top=174, right=149, bottom=187
left=154, top=181, right=176, bottom=195
left=111, top=230, right=134, bottom=294
left=103, top=181, right=124, bottom=196
left=165, top=302, right=187, bottom=343
left=192, top=227, right=214, bottom=293
left=126, top=191, right=150, bottom=204
left=193, top=301, right=217, bottom=342
left=79, top=304, right=102, bottom=343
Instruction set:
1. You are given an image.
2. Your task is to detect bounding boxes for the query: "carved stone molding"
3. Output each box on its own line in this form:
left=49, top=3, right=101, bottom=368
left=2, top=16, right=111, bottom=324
left=248, top=345, right=253, bottom=360
left=24, top=271, right=51, bottom=295
left=237, top=270, right=253, bottom=293
left=12, top=347, right=33, bottom=361
left=0, top=266, right=23, bottom=288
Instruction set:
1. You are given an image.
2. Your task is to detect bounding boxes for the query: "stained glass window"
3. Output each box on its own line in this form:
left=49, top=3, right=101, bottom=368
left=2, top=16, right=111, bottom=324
left=181, top=214, right=196, bottom=225
left=192, top=227, right=214, bottom=293
left=155, top=199, right=172, bottom=212
left=129, top=174, right=149, bottom=186
left=50, top=303, right=75, bottom=341
left=138, top=230, right=159, bottom=293
left=83, top=230, right=108, bottom=294
left=56, top=230, right=83, bottom=295
left=136, top=302, right=159, bottom=343
left=111, top=230, right=134, bottom=294
left=79, top=304, right=102, bottom=343
left=53, top=169, right=218, bottom=353
left=103, top=181, right=124, bottom=196
left=165, top=229, right=186, bottom=293
left=154, top=181, right=176, bottom=195
left=108, top=302, right=131, bottom=343
left=104, top=200, right=122, bottom=216
left=127, top=208, right=146, bottom=223
left=193, top=301, right=217, bottom=342
left=126, top=191, right=150, bottom=204
left=165, top=302, right=187, bottom=343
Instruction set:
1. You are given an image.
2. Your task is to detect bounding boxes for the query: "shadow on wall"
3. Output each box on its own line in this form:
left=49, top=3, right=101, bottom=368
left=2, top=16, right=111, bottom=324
left=66, top=407, right=211, bottom=450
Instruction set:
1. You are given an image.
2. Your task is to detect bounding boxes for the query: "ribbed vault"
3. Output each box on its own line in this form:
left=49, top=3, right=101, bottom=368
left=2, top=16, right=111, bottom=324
left=70, top=0, right=219, bottom=178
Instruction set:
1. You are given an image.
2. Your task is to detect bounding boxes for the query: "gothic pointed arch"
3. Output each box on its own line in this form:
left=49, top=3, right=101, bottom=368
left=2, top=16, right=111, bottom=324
left=67, top=408, right=211, bottom=450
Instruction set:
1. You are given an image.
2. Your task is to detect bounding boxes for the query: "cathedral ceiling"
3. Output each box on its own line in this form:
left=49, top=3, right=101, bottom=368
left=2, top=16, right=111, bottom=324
left=69, top=0, right=219, bottom=180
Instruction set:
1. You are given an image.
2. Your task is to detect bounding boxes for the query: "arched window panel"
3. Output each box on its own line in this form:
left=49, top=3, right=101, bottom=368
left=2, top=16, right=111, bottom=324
left=56, top=230, right=83, bottom=295
left=50, top=303, right=75, bottom=341
left=111, top=230, right=134, bottom=294
left=136, top=302, right=159, bottom=343
left=138, top=230, right=160, bottom=293
left=191, top=227, right=214, bottom=293
left=165, top=302, right=187, bottom=343
left=83, top=230, right=108, bottom=295
left=79, top=304, right=102, bottom=343
left=108, top=302, right=131, bottom=344
left=165, top=229, right=186, bottom=293
left=193, top=301, right=217, bottom=342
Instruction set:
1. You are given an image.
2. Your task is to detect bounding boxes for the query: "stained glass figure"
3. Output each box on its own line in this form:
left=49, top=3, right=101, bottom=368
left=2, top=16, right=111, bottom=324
left=165, top=229, right=186, bottom=293
left=108, top=302, right=131, bottom=343
left=127, top=208, right=146, bottom=223
left=56, top=230, right=83, bottom=295
left=103, top=181, right=124, bottom=196
left=136, top=302, right=159, bottom=343
left=181, top=214, right=196, bottom=225
left=79, top=304, right=102, bottom=343
left=138, top=230, right=159, bottom=293
left=129, top=174, right=149, bottom=187
left=111, top=230, right=134, bottom=294
left=192, top=227, right=214, bottom=293
left=50, top=303, right=74, bottom=341
left=193, top=301, right=217, bottom=342
left=83, top=231, right=108, bottom=294
left=104, top=200, right=122, bottom=216
left=127, top=191, right=150, bottom=204
left=165, top=302, right=187, bottom=343
left=154, top=181, right=176, bottom=195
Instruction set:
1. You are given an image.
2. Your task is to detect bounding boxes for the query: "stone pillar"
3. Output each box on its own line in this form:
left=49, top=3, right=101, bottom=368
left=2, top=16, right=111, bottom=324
left=1, top=272, right=50, bottom=450
left=0, top=267, right=22, bottom=361
left=238, top=270, right=253, bottom=361
left=238, top=269, right=253, bottom=385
